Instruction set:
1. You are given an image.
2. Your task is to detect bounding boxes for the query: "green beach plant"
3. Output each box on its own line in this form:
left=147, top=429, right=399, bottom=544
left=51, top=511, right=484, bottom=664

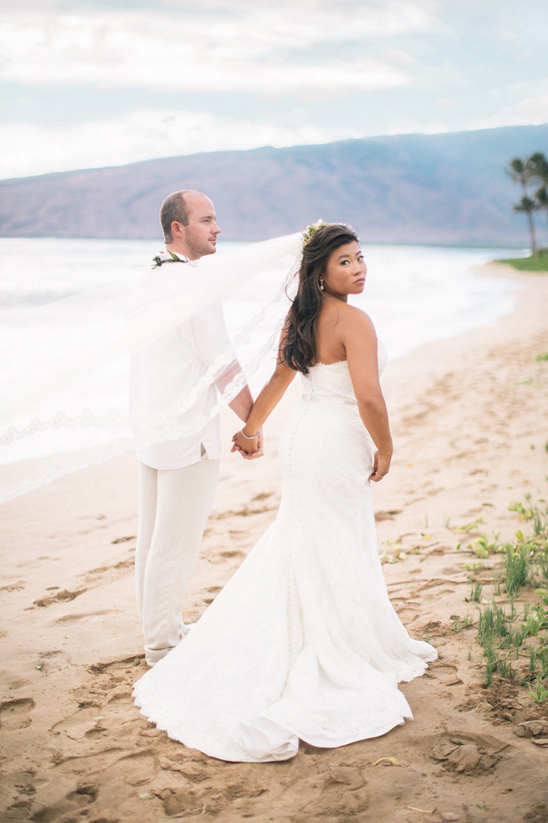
left=530, top=680, right=548, bottom=704
left=509, top=497, right=536, bottom=521
left=469, top=534, right=500, bottom=558
left=452, top=614, right=473, bottom=633
left=469, top=499, right=548, bottom=699
left=503, top=543, right=530, bottom=594
left=461, top=561, right=485, bottom=572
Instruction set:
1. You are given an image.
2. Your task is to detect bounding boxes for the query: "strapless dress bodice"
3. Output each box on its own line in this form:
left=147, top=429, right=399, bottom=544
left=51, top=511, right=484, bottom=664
left=301, top=340, right=387, bottom=403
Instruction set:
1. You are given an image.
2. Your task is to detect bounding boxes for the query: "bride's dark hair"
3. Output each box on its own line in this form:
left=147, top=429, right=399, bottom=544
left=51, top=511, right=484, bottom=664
left=282, top=223, right=359, bottom=374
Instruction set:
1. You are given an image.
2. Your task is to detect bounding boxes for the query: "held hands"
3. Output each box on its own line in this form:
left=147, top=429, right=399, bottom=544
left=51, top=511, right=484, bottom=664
left=231, top=427, right=264, bottom=460
left=370, top=450, right=391, bottom=483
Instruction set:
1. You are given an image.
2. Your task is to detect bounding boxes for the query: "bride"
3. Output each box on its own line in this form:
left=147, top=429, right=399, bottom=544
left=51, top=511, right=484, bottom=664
left=133, top=222, right=437, bottom=762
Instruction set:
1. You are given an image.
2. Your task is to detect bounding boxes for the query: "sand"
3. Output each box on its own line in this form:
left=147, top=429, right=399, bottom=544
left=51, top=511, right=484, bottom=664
left=1, top=262, right=548, bottom=823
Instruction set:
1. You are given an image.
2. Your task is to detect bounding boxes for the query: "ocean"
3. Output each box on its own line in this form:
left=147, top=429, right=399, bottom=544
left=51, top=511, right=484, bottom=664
left=0, top=236, right=524, bottom=473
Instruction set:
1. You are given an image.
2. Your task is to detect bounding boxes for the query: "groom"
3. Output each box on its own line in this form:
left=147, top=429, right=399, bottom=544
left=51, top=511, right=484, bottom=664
left=133, top=189, right=261, bottom=666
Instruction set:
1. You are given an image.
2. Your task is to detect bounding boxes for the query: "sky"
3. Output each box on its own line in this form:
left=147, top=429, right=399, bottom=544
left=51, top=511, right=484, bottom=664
left=1, top=0, right=547, bottom=180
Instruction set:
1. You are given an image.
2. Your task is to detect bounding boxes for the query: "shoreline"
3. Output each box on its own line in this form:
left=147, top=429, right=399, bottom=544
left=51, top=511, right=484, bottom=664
left=1, top=263, right=548, bottom=822
left=0, top=256, right=524, bottom=482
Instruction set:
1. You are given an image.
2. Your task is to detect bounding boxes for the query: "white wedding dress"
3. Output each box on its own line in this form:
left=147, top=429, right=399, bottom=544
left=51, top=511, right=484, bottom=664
left=133, top=356, right=437, bottom=762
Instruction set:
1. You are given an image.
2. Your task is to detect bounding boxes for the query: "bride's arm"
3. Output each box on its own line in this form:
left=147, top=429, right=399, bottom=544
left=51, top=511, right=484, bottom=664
left=343, top=308, right=393, bottom=481
left=232, top=332, right=296, bottom=455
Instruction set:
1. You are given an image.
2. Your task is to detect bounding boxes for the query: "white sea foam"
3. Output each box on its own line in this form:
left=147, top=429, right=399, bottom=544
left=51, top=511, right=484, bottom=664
left=0, top=237, right=524, bottom=464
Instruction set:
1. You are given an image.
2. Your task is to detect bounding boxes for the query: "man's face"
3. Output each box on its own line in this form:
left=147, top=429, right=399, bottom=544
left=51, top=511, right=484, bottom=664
left=180, top=193, right=220, bottom=260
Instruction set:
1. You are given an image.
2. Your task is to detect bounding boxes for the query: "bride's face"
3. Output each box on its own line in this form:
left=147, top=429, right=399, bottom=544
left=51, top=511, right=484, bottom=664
left=322, top=241, right=367, bottom=299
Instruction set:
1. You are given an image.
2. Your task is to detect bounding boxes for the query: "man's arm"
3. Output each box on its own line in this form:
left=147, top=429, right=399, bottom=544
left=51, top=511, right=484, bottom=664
left=217, top=359, right=264, bottom=459
left=191, top=304, right=263, bottom=458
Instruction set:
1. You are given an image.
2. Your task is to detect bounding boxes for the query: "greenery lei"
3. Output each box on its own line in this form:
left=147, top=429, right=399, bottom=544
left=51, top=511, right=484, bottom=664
left=151, top=250, right=188, bottom=269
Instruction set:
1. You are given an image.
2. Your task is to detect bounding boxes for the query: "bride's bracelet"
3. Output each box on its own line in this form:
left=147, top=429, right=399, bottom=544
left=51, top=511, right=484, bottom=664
left=240, top=428, right=258, bottom=440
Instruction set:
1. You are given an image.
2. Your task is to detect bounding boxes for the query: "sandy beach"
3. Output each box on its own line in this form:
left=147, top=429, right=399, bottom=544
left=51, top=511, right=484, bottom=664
left=1, top=262, right=548, bottom=823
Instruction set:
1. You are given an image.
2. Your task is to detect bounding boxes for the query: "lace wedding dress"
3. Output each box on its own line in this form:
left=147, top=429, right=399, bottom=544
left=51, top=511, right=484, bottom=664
left=133, top=355, right=437, bottom=762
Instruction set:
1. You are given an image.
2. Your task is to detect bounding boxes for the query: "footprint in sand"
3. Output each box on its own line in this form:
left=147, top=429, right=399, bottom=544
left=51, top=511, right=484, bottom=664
left=0, top=580, right=25, bottom=592
left=85, top=655, right=146, bottom=695
left=30, top=558, right=135, bottom=611
left=57, top=746, right=156, bottom=788
left=52, top=689, right=145, bottom=749
left=156, top=757, right=369, bottom=819
left=105, top=749, right=158, bottom=787
left=374, top=509, right=402, bottom=521
left=35, top=649, right=71, bottom=675
left=66, top=783, right=99, bottom=806
left=84, top=556, right=134, bottom=584
left=282, top=767, right=369, bottom=819
left=426, top=661, right=463, bottom=686
left=54, top=746, right=129, bottom=777
left=55, top=610, right=115, bottom=625
left=202, top=585, right=222, bottom=604
left=9, top=783, right=98, bottom=823
left=51, top=705, right=109, bottom=740
left=515, top=720, right=548, bottom=740
left=429, top=731, right=511, bottom=775
left=217, top=502, right=277, bottom=519
left=0, top=697, right=35, bottom=730
left=31, top=588, right=86, bottom=608
left=219, top=550, right=245, bottom=559
left=412, top=578, right=459, bottom=597
left=252, top=491, right=274, bottom=502
left=89, top=655, right=144, bottom=676
left=417, top=620, right=445, bottom=638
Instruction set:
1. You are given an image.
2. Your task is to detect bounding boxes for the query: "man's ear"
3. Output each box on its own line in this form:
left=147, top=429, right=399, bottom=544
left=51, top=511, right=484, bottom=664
left=171, top=220, right=184, bottom=239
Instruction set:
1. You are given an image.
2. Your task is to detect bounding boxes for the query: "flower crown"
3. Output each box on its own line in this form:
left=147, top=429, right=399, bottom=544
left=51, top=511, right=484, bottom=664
left=302, top=219, right=328, bottom=247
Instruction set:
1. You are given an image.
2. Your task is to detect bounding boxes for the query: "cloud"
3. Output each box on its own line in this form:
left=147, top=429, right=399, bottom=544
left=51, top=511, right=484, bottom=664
left=0, top=109, right=362, bottom=179
left=0, top=2, right=427, bottom=93
left=1, top=0, right=545, bottom=180
left=469, top=84, right=548, bottom=131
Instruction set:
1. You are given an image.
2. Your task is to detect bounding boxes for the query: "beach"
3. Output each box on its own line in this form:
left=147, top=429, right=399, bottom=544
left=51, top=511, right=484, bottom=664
left=1, top=262, right=547, bottom=822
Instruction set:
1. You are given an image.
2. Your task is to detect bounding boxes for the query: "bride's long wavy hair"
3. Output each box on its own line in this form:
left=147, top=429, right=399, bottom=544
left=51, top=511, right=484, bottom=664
left=282, top=223, right=359, bottom=374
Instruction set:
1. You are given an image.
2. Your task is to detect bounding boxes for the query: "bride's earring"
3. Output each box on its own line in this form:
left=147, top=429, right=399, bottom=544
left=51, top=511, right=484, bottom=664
left=319, top=278, right=325, bottom=291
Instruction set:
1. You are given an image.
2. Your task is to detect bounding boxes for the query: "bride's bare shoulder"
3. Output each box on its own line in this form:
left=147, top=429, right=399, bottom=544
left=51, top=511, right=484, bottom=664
left=338, top=303, right=376, bottom=335
left=319, top=300, right=376, bottom=344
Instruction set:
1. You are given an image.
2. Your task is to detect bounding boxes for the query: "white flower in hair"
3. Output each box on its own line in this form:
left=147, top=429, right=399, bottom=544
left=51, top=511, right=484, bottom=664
left=302, top=219, right=328, bottom=247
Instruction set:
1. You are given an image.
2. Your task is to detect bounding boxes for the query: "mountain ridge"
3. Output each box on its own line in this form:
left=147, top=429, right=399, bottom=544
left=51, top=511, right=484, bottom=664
left=1, top=123, right=547, bottom=246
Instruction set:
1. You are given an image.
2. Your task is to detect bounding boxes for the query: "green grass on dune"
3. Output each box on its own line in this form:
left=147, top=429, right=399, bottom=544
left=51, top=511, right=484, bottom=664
left=495, top=248, right=548, bottom=272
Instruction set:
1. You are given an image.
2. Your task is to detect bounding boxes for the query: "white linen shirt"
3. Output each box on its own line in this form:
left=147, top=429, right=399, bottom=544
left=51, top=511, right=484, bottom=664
left=131, top=293, right=235, bottom=471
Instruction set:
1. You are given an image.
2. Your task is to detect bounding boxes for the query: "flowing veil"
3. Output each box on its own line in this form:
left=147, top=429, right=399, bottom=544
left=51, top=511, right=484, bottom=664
left=0, top=233, right=303, bottom=504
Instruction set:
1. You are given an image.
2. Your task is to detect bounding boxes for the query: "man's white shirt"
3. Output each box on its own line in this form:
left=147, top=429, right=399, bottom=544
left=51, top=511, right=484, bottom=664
left=130, top=262, right=235, bottom=470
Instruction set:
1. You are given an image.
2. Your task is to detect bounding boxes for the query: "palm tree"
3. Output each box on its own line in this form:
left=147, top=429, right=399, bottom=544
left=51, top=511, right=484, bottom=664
left=513, top=195, right=538, bottom=254
left=507, top=156, right=538, bottom=253
left=527, top=151, right=548, bottom=184
left=536, top=185, right=548, bottom=236
left=528, top=152, right=548, bottom=241
left=507, top=157, right=530, bottom=194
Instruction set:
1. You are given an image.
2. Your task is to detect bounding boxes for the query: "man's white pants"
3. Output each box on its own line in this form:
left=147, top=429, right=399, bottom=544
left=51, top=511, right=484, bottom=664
left=136, top=454, right=219, bottom=666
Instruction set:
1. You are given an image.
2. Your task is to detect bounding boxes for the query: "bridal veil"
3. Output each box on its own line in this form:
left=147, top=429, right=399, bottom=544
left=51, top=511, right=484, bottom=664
left=0, top=233, right=303, bottom=503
